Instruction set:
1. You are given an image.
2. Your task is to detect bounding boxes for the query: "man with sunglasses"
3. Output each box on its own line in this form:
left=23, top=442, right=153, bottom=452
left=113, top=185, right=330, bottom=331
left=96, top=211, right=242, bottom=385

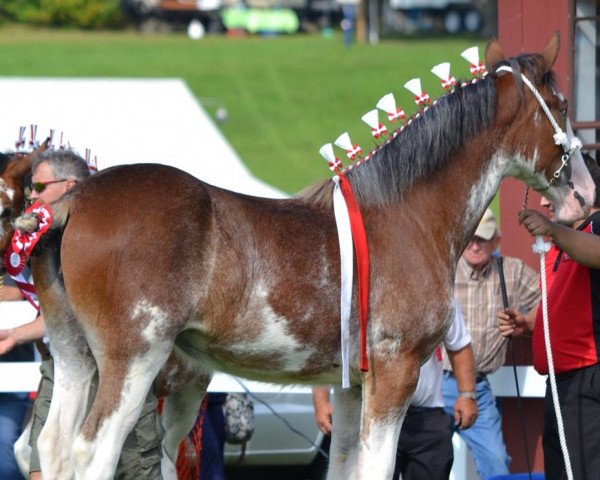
left=442, top=208, right=541, bottom=479
left=0, top=150, right=166, bottom=480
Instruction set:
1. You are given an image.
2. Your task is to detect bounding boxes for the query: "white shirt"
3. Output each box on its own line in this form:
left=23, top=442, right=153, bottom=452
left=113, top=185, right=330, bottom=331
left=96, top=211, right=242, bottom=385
left=411, top=300, right=471, bottom=408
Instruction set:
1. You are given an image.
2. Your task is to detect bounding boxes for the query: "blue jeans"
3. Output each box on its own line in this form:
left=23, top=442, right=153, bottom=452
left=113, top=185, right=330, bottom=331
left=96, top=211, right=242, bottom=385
left=200, top=393, right=227, bottom=480
left=0, top=393, right=31, bottom=480
left=443, top=374, right=510, bottom=479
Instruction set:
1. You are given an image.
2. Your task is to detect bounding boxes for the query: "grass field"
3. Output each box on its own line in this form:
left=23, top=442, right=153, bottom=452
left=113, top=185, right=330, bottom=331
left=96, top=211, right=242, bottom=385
left=0, top=26, right=486, bottom=193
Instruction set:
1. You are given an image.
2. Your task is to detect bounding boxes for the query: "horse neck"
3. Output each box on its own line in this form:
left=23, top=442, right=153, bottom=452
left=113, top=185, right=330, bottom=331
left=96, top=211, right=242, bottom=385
left=375, top=128, right=505, bottom=268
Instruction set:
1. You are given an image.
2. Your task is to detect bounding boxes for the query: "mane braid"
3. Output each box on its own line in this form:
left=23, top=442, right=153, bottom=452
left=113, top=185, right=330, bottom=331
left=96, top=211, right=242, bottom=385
left=297, top=52, right=558, bottom=210
left=345, top=76, right=496, bottom=208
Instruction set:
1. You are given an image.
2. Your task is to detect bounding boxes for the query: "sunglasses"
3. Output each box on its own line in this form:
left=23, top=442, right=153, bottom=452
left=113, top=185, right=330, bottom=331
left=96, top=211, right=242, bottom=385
left=30, top=179, right=68, bottom=194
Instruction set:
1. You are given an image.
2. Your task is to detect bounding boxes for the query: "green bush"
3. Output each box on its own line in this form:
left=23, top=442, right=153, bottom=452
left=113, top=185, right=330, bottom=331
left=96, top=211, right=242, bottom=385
left=0, top=0, right=124, bottom=29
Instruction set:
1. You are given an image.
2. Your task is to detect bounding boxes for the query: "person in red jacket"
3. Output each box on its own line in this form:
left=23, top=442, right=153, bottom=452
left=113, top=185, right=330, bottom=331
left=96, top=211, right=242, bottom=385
left=498, top=154, right=600, bottom=480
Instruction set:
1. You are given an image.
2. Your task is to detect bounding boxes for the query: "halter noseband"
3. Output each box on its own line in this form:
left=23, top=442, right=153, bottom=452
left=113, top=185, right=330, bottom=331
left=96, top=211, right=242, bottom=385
left=495, top=65, right=582, bottom=188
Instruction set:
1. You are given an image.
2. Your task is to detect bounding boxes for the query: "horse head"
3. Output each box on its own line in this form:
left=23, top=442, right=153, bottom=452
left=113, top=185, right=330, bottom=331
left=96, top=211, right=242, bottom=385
left=486, top=33, right=595, bottom=224
left=0, top=141, right=49, bottom=263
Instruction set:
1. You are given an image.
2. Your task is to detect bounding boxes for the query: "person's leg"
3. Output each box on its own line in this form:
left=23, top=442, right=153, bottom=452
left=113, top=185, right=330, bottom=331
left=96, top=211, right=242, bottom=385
left=28, top=357, right=54, bottom=477
left=445, top=376, right=510, bottom=479
left=544, top=366, right=600, bottom=480
left=116, top=390, right=164, bottom=480
left=0, top=394, right=30, bottom=480
left=200, top=393, right=227, bottom=480
left=396, top=407, right=453, bottom=480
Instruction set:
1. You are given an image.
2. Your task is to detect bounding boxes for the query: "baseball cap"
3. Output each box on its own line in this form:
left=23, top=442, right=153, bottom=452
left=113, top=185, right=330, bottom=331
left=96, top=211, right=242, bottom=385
left=474, top=208, right=498, bottom=241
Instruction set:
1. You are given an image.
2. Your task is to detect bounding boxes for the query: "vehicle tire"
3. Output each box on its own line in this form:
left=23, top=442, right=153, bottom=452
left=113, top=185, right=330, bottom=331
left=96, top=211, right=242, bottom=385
left=443, top=9, right=463, bottom=34
left=463, top=8, right=482, bottom=33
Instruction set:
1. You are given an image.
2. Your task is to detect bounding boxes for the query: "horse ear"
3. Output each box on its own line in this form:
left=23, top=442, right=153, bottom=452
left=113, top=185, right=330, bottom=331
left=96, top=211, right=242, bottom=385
left=484, top=38, right=505, bottom=72
left=541, top=32, right=561, bottom=72
left=4, top=139, right=49, bottom=178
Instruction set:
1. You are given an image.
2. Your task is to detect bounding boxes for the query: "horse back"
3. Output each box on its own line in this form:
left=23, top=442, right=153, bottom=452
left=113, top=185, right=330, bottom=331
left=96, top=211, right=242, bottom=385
left=58, top=164, right=344, bottom=380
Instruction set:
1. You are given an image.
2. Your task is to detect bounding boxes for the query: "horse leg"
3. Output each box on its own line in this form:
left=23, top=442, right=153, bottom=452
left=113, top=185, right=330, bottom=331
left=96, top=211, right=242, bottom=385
left=14, top=416, right=32, bottom=477
left=37, top=354, right=96, bottom=480
left=161, top=380, right=209, bottom=463
left=355, top=352, right=421, bottom=479
left=327, top=386, right=362, bottom=480
left=71, top=345, right=171, bottom=480
left=36, top=336, right=97, bottom=479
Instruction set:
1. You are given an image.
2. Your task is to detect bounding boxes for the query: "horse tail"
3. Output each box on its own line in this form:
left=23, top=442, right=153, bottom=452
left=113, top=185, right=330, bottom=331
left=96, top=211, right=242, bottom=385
left=14, top=192, right=74, bottom=234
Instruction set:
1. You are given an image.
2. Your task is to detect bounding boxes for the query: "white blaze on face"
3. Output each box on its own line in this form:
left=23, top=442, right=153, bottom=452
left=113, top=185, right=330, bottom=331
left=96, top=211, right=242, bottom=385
left=0, top=180, right=15, bottom=239
left=0, top=179, right=15, bottom=202
left=552, top=147, right=595, bottom=223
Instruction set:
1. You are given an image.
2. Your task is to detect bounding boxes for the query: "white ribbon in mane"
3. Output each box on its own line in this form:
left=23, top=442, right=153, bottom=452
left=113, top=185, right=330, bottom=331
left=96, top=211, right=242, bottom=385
left=332, top=176, right=353, bottom=389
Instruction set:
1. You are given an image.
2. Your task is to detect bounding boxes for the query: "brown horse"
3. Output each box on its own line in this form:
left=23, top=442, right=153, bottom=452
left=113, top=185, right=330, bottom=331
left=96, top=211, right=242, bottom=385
left=1, top=36, right=596, bottom=480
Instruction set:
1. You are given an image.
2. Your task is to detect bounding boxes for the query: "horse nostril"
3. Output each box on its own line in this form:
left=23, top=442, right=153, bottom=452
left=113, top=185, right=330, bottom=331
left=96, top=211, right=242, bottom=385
left=574, top=191, right=586, bottom=207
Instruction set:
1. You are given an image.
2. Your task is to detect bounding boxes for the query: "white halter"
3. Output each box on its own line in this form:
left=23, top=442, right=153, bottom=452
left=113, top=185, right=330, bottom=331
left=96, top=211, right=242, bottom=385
left=495, top=65, right=582, bottom=185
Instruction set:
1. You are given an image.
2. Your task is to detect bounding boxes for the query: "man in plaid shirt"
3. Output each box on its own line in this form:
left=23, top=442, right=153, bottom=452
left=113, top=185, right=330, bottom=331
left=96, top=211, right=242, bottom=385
left=442, top=208, right=540, bottom=479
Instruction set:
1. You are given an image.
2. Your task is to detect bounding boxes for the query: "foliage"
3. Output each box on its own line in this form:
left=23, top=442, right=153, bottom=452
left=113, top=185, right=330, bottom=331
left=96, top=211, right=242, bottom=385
left=0, top=0, right=123, bottom=29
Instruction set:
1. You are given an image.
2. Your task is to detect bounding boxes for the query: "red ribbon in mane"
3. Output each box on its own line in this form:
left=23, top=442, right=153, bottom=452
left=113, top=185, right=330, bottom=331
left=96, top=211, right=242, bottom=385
left=337, top=173, right=370, bottom=372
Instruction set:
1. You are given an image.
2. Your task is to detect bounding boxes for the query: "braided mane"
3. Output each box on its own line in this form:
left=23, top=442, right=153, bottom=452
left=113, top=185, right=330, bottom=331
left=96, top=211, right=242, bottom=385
left=299, top=52, right=557, bottom=209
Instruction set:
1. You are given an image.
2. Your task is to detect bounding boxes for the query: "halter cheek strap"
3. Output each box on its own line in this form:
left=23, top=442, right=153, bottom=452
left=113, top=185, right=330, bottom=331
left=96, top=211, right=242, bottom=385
left=495, top=65, right=582, bottom=183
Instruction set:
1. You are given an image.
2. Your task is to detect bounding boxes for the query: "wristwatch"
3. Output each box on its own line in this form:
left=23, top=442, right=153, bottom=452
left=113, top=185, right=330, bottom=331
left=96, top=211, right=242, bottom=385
left=458, top=391, right=477, bottom=400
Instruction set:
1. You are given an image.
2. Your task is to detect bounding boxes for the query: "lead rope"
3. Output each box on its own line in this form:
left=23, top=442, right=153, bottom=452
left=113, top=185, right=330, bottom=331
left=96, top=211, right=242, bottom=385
left=523, top=188, right=574, bottom=480
left=497, top=256, right=533, bottom=480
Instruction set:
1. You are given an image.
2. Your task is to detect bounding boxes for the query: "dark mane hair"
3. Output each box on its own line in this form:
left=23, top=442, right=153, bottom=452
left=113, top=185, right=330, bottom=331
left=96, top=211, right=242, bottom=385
left=0, top=152, right=11, bottom=175
left=299, top=52, right=557, bottom=208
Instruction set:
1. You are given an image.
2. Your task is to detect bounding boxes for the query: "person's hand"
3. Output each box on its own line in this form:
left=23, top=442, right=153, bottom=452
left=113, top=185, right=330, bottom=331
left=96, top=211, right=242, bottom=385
left=518, top=209, right=556, bottom=238
left=498, top=308, right=529, bottom=337
left=315, top=400, right=333, bottom=435
left=454, top=396, right=478, bottom=430
left=0, top=329, right=17, bottom=355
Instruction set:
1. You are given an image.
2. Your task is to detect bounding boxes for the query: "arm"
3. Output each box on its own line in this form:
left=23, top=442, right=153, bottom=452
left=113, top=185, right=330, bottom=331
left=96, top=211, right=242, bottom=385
left=0, top=314, right=45, bottom=355
left=498, top=307, right=536, bottom=337
left=0, top=284, right=24, bottom=301
left=447, top=344, right=477, bottom=429
left=519, top=209, right=600, bottom=268
left=312, top=386, right=333, bottom=435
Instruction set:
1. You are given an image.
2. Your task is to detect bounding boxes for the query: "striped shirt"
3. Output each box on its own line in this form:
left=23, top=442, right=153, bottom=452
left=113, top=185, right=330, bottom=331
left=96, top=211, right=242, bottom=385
left=443, top=255, right=540, bottom=374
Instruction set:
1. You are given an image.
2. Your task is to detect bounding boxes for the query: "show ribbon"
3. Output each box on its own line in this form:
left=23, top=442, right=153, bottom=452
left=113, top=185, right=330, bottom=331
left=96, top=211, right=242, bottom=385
left=334, top=173, right=370, bottom=375
left=4, top=202, right=53, bottom=311
left=332, top=176, right=353, bottom=388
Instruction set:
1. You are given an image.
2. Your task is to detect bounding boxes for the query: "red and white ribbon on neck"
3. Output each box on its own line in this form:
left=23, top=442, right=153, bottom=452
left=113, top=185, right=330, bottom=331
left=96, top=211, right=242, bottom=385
left=332, top=173, right=370, bottom=388
left=4, top=202, right=53, bottom=311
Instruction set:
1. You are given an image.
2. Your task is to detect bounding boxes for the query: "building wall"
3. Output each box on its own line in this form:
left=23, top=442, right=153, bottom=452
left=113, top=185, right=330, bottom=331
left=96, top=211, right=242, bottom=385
left=497, top=0, right=572, bottom=474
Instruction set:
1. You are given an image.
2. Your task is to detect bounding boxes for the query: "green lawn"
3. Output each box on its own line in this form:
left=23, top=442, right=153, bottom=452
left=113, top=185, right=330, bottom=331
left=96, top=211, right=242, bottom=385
left=0, top=26, right=486, bottom=193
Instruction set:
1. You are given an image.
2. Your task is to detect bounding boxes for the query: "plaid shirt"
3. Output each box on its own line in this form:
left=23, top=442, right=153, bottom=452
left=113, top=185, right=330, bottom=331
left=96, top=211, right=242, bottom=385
left=443, top=255, right=540, bottom=374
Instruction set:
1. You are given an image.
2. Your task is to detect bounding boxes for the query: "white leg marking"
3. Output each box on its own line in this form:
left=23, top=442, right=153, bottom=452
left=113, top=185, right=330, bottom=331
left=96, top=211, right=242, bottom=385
left=328, top=387, right=362, bottom=480
left=38, top=359, right=95, bottom=480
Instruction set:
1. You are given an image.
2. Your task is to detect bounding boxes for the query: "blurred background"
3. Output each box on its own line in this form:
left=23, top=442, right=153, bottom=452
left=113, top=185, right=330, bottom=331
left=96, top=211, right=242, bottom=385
left=0, top=0, right=494, bottom=194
